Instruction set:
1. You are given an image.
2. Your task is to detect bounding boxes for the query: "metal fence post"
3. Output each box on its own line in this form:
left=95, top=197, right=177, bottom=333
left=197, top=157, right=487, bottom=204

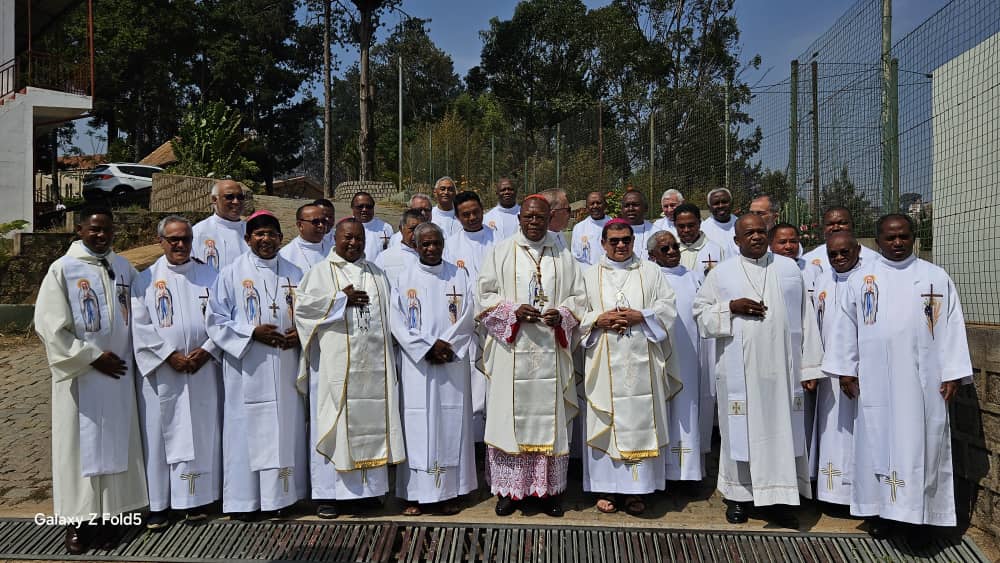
left=789, top=60, right=800, bottom=226
left=811, top=60, right=820, bottom=216
left=555, top=123, right=561, bottom=190
left=649, top=111, right=655, bottom=211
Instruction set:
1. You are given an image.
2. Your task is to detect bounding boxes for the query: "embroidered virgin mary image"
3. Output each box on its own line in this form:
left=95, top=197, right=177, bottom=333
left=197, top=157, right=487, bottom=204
left=243, top=279, right=261, bottom=326
left=406, top=288, right=421, bottom=330
left=862, top=275, right=879, bottom=325
left=78, top=279, right=101, bottom=333
left=154, top=280, right=174, bottom=328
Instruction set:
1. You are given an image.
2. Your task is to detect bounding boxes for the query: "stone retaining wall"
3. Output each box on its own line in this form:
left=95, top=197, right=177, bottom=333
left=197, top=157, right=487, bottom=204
left=150, top=173, right=254, bottom=214
left=334, top=180, right=398, bottom=201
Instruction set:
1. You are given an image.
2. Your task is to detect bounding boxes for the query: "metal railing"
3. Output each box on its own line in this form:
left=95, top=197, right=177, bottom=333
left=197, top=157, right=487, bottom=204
left=0, top=51, right=90, bottom=100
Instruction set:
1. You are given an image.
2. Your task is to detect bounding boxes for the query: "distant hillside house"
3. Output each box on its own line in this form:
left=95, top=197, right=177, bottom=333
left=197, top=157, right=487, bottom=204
left=140, top=138, right=178, bottom=168
left=272, top=176, right=323, bottom=200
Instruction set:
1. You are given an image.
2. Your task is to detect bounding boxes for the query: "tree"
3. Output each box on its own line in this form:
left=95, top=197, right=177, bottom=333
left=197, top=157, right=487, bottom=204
left=169, top=101, right=259, bottom=181
left=821, top=166, right=877, bottom=238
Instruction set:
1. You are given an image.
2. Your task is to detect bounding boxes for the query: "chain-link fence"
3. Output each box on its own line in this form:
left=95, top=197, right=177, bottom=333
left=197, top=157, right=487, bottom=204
left=399, top=0, right=1000, bottom=323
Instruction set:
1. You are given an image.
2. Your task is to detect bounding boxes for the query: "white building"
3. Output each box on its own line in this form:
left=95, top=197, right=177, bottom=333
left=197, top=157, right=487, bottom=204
left=1, top=1, right=93, bottom=232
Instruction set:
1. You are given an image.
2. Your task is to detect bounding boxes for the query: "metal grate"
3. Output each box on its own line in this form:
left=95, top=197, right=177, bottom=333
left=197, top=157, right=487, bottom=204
left=0, top=518, right=990, bottom=562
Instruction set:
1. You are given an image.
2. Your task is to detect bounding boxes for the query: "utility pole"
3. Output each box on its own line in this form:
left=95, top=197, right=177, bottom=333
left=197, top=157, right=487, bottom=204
left=398, top=54, right=403, bottom=193
left=789, top=60, right=799, bottom=225
left=649, top=111, right=655, bottom=210
left=597, top=102, right=604, bottom=183
left=490, top=135, right=495, bottom=189
left=811, top=60, right=820, bottom=215
left=880, top=0, right=899, bottom=213
left=555, top=123, right=561, bottom=189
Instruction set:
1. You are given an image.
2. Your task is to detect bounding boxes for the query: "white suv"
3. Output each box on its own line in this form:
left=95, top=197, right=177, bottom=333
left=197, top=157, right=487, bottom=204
left=82, top=163, right=164, bottom=200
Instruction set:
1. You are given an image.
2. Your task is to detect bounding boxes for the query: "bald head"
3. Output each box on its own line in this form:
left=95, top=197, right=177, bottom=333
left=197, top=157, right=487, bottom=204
left=826, top=231, right=862, bottom=274
left=734, top=214, right=769, bottom=259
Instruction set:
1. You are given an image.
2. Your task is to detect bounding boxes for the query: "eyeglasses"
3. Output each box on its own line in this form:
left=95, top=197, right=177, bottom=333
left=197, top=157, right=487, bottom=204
left=607, top=236, right=633, bottom=246
left=99, top=258, right=116, bottom=281
left=222, top=193, right=247, bottom=201
left=298, top=218, right=329, bottom=227
left=353, top=203, right=374, bottom=210
left=659, top=244, right=680, bottom=252
left=162, top=236, right=193, bottom=245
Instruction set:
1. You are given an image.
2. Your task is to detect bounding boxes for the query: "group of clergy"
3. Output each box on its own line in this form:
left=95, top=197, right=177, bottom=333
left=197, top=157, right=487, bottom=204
left=35, top=176, right=971, bottom=554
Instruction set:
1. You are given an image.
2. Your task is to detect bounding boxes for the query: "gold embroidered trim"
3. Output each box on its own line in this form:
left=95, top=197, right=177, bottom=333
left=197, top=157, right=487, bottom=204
left=518, top=443, right=555, bottom=454
left=619, top=449, right=660, bottom=461
left=351, top=457, right=389, bottom=470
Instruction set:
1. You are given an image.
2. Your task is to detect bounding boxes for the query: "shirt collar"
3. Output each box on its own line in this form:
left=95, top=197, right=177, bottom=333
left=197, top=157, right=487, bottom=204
left=879, top=252, right=917, bottom=269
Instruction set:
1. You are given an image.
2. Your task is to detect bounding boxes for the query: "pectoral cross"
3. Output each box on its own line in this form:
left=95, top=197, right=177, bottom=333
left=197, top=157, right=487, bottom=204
left=534, top=288, right=548, bottom=308
left=277, top=467, right=293, bottom=493
left=380, top=231, right=391, bottom=248
left=180, top=472, right=202, bottom=495
left=199, top=288, right=210, bottom=315
left=426, top=461, right=446, bottom=488
left=729, top=401, right=745, bottom=416
left=671, top=441, right=692, bottom=467
left=624, top=459, right=642, bottom=481
left=820, top=462, right=842, bottom=491
left=268, top=301, right=280, bottom=317
left=884, top=471, right=905, bottom=503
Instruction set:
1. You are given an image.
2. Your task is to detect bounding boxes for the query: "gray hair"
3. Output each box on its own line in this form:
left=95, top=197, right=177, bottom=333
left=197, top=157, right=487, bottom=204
left=210, top=180, right=244, bottom=197
left=706, top=187, right=732, bottom=204
left=539, top=188, right=567, bottom=205
left=646, top=229, right=675, bottom=254
left=157, top=214, right=192, bottom=237
left=413, top=221, right=444, bottom=242
left=752, top=193, right=779, bottom=212
left=409, top=193, right=432, bottom=206
left=660, top=189, right=685, bottom=203
left=434, top=177, right=456, bottom=190
left=399, top=208, right=426, bottom=229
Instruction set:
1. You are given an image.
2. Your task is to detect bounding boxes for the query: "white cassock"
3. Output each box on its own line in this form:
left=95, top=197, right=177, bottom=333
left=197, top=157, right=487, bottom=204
left=477, top=231, right=587, bottom=499
left=483, top=204, right=520, bottom=240
left=294, top=253, right=406, bottom=500
left=693, top=253, right=823, bottom=506
left=660, top=265, right=706, bottom=481
left=628, top=221, right=657, bottom=261
left=279, top=236, right=333, bottom=274
left=652, top=216, right=677, bottom=235
left=374, top=243, right=419, bottom=288
left=700, top=216, right=740, bottom=259
left=387, top=231, right=402, bottom=250
left=580, top=256, right=679, bottom=494
left=34, top=241, right=148, bottom=519
left=432, top=206, right=462, bottom=236
left=444, top=227, right=497, bottom=442
left=207, top=253, right=307, bottom=512
left=361, top=218, right=394, bottom=263
left=192, top=214, right=247, bottom=272
left=570, top=216, right=609, bottom=268
left=132, top=257, right=221, bottom=511
left=390, top=260, right=477, bottom=503
left=810, top=259, right=862, bottom=506
left=821, top=254, right=971, bottom=526
left=680, top=232, right=727, bottom=280
left=802, top=243, right=878, bottom=277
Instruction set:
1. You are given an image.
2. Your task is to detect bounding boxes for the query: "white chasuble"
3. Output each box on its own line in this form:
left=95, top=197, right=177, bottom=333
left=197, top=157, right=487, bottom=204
left=653, top=216, right=677, bottom=235
left=279, top=236, right=332, bottom=275
left=579, top=256, right=679, bottom=495
left=390, top=261, right=477, bottom=503
left=483, top=204, right=520, bottom=240
left=431, top=206, right=462, bottom=237
left=444, top=227, right=497, bottom=442
left=570, top=216, right=609, bottom=267
left=660, top=265, right=706, bottom=481
left=628, top=221, right=657, bottom=261
left=821, top=255, right=971, bottom=526
left=295, top=254, right=405, bottom=500
left=477, top=232, right=588, bottom=456
left=132, top=257, right=221, bottom=510
left=802, top=243, right=878, bottom=277
left=192, top=214, right=247, bottom=272
left=361, top=218, right=394, bottom=263
left=810, top=261, right=862, bottom=506
left=34, top=241, right=147, bottom=519
left=679, top=233, right=727, bottom=281
left=693, top=253, right=823, bottom=507
left=374, top=244, right=419, bottom=288
left=700, top=216, right=740, bottom=259
left=207, top=253, right=307, bottom=512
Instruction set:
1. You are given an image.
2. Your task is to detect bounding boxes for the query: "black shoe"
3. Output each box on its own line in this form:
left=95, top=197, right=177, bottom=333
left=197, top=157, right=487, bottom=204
left=184, top=510, right=208, bottom=525
left=495, top=496, right=517, bottom=516
left=64, top=526, right=87, bottom=555
left=905, top=524, right=934, bottom=550
left=229, top=511, right=257, bottom=522
left=866, top=517, right=893, bottom=540
left=544, top=495, right=564, bottom=518
left=316, top=503, right=339, bottom=519
left=145, top=510, right=171, bottom=531
left=725, top=501, right=750, bottom=524
left=766, top=506, right=799, bottom=530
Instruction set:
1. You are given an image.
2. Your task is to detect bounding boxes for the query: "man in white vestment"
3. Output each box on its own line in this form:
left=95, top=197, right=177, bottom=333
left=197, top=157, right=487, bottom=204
left=35, top=207, right=147, bottom=554
left=375, top=209, right=425, bottom=286
left=674, top=203, right=727, bottom=280
left=294, top=218, right=406, bottom=518
left=579, top=220, right=678, bottom=516
left=390, top=223, right=477, bottom=515
left=483, top=177, right=520, bottom=240
left=700, top=187, right=740, bottom=258
left=477, top=195, right=588, bottom=517
left=540, top=188, right=572, bottom=250
left=280, top=203, right=333, bottom=274
left=771, top=223, right=819, bottom=298
left=570, top=191, right=610, bottom=268
left=443, top=191, right=496, bottom=442
left=802, top=206, right=878, bottom=274
left=313, top=198, right=337, bottom=245
left=192, top=180, right=248, bottom=271
left=618, top=191, right=657, bottom=260
left=648, top=231, right=707, bottom=490
left=693, top=214, right=824, bottom=529
left=748, top=194, right=780, bottom=232
left=822, top=214, right=972, bottom=547
left=810, top=232, right=863, bottom=510
left=351, top=191, right=394, bottom=262
left=206, top=211, right=307, bottom=519
left=652, top=189, right=683, bottom=234
left=431, top=177, right=462, bottom=236
left=387, top=193, right=431, bottom=249
left=132, top=216, right=221, bottom=529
